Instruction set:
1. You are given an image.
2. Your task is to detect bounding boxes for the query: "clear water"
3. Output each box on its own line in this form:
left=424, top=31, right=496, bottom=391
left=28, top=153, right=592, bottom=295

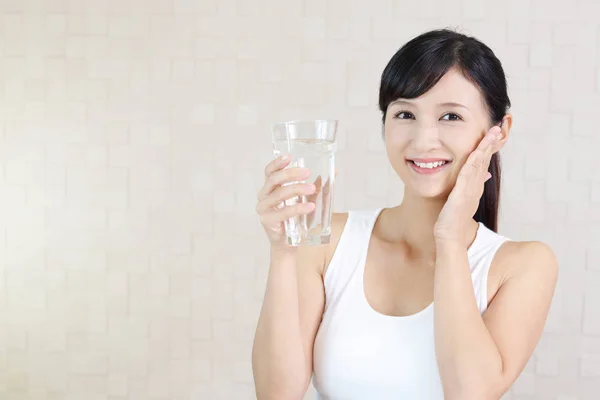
left=273, top=139, right=336, bottom=246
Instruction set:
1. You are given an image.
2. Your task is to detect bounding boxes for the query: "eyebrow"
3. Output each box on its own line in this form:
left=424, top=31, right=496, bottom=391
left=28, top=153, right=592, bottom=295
left=389, top=100, right=470, bottom=110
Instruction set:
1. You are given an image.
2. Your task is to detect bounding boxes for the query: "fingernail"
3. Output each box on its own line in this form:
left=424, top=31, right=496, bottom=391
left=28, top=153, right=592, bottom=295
left=280, top=154, right=288, bottom=161
left=493, top=126, right=502, bottom=138
left=485, top=172, right=492, bottom=181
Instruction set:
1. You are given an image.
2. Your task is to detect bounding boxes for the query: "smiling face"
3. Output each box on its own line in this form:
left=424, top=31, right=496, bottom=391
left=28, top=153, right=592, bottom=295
left=384, top=68, right=497, bottom=200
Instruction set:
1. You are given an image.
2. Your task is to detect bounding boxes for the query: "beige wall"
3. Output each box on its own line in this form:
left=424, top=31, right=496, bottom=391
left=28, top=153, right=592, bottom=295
left=0, top=0, right=599, bottom=399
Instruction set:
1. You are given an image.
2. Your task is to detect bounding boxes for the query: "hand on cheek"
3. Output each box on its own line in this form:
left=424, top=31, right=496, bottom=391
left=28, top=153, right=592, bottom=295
left=434, top=125, right=502, bottom=243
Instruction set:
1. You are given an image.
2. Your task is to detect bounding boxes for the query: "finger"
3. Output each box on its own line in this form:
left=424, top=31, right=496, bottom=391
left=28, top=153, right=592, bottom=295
left=306, top=175, right=322, bottom=203
left=258, top=167, right=311, bottom=200
left=261, top=202, right=316, bottom=226
left=465, top=127, right=501, bottom=175
left=478, top=126, right=502, bottom=152
left=459, top=152, right=493, bottom=193
left=484, top=129, right=503, bottom=162
left=313, top=175, right=322, bottom=187
left=483, top=128, right=501, bottom=167
left=256, top=182, right=316, bottom=213
left=457, top=151, right=486, bottom=189
left=462, top=147, right=486, bottom=175
left=323, top=176, right=332, bottom=197
left=304, top=176, right=322, bottom=229
left=264, top=154, right=291, bottom=178
left=306, top=175, right=323, bottom=228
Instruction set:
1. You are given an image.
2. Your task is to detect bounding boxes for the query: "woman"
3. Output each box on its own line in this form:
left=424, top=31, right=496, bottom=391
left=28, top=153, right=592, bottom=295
left=252, top=29, right=558, bottom=400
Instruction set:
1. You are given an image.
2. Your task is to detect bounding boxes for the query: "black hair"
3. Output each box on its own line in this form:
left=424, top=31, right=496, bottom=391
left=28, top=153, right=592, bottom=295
left=378, top=28, right=510, bottom=232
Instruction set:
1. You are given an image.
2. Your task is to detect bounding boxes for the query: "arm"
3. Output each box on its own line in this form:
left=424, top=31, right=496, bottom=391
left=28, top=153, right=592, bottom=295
left=252, top=155, right=328, bottom=399
left=252, top=245, right=325, bottom=400
left=433, top=240, right=558, bottom=399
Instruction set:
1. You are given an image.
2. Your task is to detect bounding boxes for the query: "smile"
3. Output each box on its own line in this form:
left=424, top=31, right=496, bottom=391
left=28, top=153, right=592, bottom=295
left=407, top=159, right=452, bottom=174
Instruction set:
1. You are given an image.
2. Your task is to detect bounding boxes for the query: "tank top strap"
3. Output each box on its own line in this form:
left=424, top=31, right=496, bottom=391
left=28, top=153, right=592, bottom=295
left=322, top=210, right=508, bottom=315
left=467, top=223, right=510, bottom=313
left=322, top=209, right=383, bottom=307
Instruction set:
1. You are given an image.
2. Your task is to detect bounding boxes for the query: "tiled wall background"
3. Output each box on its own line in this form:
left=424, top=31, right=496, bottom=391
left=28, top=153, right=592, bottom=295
left=0, top=0, right=598, bottom=399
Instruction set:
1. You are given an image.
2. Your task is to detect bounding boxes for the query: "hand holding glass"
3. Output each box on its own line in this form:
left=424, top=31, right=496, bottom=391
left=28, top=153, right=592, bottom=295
left=271, top=120, right=337, bottom=246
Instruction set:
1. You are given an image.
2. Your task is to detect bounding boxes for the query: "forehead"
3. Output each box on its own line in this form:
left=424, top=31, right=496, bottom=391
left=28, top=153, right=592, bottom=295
left=399, top=69, right=486, bottom=112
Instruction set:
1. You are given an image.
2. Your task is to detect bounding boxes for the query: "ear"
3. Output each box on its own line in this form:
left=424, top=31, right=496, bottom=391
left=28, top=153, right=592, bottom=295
left=495, top=114, right=512, bottom=151
left=499, top=114, right=512, bottom=140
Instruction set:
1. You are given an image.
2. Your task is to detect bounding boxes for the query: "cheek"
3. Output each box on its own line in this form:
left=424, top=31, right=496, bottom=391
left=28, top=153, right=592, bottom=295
left=454, top=142, right=476, bottom=162
left=383, top=129, right=411, bottom=174
left=384, top=124, right=409, bottom=148
left=444, top=128, right=482, bottom=156
left=446, top=138, right=482, bottom=176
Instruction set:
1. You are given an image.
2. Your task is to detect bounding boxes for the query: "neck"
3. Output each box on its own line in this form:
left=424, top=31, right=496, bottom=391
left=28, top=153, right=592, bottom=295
left=378, top=191, right=478, bottom=259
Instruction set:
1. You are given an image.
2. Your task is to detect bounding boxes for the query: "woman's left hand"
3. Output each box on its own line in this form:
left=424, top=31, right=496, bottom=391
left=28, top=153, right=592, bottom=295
left=434, top=126, right=502, bottom=245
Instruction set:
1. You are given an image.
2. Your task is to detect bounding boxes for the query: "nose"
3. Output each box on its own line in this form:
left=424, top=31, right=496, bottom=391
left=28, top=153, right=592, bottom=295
left=410, top=125, right=442, bottom=153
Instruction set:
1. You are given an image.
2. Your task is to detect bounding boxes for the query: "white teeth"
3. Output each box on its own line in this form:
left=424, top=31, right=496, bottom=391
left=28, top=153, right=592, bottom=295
left=413, top=160, right=447, bottom=169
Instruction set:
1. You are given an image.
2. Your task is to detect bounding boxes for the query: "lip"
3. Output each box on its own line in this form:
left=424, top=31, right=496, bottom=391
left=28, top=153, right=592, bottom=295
left=407, top=158, right=451, bottom=163
left=407, top=159, right=452, bottom=175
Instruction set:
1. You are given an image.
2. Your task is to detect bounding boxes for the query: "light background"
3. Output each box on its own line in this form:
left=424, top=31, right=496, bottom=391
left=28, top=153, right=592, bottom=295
left=0, top=0, right=599, bottom=399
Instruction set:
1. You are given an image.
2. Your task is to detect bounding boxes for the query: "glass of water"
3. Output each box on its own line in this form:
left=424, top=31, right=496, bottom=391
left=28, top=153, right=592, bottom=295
left=271, top=119, right=338, bottom=246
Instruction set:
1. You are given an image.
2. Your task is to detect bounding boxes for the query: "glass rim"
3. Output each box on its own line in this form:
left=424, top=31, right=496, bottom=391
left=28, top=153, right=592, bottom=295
left=270, top=119, right=338, bottom=128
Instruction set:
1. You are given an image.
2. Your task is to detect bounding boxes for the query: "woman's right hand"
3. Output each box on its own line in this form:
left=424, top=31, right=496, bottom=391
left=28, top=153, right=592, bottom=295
left=256, top=155, right=317, bottom=252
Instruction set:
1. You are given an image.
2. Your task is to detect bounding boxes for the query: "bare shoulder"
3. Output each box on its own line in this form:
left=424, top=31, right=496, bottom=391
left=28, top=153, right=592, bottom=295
left=496, top=240, right=558, bottom=283
left=331, top=212, right=350, bottom=232
left=295, top=213, right=350, bottom=278
left=321, top=212, right=350, bottom=276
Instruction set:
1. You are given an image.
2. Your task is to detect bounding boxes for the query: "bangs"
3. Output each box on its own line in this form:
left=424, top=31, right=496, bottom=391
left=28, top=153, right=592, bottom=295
left=379, top=39, right=463, bottom=115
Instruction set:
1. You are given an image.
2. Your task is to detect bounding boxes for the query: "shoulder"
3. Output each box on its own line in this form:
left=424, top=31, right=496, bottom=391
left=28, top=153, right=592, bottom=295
left=496, top=240, right=558, bottom=284
left=331, top=212, right=350, bottom=231
left=298, top=213, right=350, bottom=276
left=321, top=212, right=349, bottom=275
left=320, top=209, right=385, bottom=275
left=329, top=212, right=350, bottom=254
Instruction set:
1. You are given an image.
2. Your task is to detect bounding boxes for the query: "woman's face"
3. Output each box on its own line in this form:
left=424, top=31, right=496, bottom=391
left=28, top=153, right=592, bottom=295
left=384, top=68, right=503, bottom=200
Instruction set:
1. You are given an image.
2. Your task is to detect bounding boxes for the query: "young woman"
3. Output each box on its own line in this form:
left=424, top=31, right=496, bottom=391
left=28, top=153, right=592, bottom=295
left=252, top=28, right=558, bottom=400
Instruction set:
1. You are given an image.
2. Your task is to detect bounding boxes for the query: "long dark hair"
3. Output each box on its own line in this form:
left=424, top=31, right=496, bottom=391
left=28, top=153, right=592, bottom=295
left=378, top=28, right=510, bottom=232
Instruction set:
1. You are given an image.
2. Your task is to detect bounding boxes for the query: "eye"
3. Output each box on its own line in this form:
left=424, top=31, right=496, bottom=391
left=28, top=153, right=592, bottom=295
left=393, top=111, right=414, bottom=120
left=441, top=113, right=463, bottom=121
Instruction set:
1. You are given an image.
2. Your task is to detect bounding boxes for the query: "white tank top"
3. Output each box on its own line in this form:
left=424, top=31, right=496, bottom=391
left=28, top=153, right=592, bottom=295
left=312, top=208, right=509, bottom=400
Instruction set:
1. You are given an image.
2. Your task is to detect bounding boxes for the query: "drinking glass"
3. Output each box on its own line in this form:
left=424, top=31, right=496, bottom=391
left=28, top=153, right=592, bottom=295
left=271, top=120, right=338, bottom=246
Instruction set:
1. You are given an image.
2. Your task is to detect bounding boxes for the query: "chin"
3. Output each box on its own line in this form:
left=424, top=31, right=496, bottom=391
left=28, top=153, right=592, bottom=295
left=398, top=162, right=457, bottom=201
left=400, top=173, right=455, bottom=200
left=410, top=185, right=451, bottom=200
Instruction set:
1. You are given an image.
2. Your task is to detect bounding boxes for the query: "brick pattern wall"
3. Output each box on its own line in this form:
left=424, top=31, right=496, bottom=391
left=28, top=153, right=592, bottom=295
left=0, top=0, right=598, bottom=399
